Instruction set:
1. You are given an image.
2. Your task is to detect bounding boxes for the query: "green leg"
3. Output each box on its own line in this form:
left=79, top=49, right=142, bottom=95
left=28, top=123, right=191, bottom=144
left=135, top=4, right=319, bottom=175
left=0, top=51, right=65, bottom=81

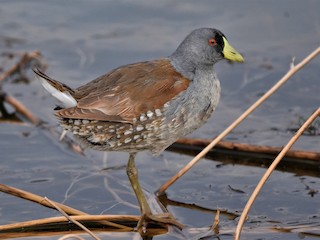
left=126, top=153, right=151, bottom=231
left=126, top=153, right=184, bottom=233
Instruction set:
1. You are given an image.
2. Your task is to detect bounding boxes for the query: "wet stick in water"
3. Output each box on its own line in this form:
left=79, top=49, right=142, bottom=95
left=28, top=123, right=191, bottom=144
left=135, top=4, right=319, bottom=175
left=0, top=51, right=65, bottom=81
left=3, top=94, right=41, bottom=125
left=174, top=138, right=320, bottom=161
left=0, top=214, right=141, bottom=232
left=157, top=47, right=320, bottom=195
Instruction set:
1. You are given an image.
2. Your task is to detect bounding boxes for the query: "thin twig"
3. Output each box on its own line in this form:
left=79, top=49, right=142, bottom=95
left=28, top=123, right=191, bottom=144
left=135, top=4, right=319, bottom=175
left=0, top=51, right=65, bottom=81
left=0, top=50, right=46, bottom=124
left=234, top=108, right=320, bottom=240
left=44, top=197, right=101, bottom=240
left=157, top=47, right=320, bottom=194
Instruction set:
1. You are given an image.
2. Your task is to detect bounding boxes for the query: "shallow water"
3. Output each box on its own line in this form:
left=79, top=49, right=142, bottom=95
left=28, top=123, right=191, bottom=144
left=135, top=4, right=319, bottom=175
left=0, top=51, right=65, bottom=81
left=0, top=1, right=319, bottom=239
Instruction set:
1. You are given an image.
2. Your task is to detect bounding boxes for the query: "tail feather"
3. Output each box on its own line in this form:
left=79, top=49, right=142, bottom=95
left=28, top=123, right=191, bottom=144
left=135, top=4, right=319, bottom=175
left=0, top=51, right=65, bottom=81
left=33, top=68, right=77, bottom=108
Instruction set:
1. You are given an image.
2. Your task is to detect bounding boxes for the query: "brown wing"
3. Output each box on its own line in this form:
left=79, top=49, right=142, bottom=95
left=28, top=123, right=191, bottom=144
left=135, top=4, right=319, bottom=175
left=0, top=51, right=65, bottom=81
left=55, top=58, right=190, bottom=123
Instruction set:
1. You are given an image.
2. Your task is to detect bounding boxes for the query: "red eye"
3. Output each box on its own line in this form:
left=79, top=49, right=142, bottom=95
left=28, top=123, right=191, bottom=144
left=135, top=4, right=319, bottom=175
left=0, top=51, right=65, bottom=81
left=208, top=38, right=217, bottom=46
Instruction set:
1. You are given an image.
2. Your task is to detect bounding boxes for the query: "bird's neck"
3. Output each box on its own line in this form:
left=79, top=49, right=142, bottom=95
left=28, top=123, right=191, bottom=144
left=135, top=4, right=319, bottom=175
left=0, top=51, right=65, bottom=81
left=169, top=54, right=214, bottom=81
left=169, top=54, right=196, bottom=80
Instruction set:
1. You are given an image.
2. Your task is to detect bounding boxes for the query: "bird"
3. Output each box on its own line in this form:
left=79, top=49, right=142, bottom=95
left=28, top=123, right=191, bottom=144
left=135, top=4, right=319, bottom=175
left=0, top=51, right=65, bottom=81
left=34, top=27, right=244, bottom=232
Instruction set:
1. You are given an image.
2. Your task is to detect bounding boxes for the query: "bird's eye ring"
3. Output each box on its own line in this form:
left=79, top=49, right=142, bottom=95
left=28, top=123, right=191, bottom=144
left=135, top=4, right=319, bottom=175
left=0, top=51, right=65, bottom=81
left=208, top=38, right=217, bottom=46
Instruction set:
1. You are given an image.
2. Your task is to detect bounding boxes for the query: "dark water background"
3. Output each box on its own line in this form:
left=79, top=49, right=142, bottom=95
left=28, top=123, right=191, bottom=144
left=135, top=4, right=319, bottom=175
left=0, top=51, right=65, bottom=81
left=0, top=1, right=319, bottom=239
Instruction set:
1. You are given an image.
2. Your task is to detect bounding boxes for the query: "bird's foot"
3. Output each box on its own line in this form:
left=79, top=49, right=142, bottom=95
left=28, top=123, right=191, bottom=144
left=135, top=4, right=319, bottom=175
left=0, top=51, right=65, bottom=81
left=137, top=212, right=184, bottom=234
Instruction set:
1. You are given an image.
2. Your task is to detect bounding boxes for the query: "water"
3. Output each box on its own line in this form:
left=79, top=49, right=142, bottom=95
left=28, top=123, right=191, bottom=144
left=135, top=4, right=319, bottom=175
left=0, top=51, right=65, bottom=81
left=0, top=0, right=319, bottom=239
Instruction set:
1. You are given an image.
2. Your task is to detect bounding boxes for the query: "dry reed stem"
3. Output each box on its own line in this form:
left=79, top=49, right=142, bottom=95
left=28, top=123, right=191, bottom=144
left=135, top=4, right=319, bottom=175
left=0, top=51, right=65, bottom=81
left=157, top=47, right=320, bottom=194
left=44, top=197, right=101, bottom=240
left=234, top=108, right=320, bottom=240
left=0, top=183, right=87, bottom=215
left=0, top=219, right=320, bottom=239
left=0, top=183, right=131, bottom=230
left=0, top=215, right=140, bottom=232
left=211, top=209, right=220, bottom=234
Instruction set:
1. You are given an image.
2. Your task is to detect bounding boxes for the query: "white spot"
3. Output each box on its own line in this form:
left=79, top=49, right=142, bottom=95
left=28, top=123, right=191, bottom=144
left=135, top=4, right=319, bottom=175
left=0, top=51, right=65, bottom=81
left=124, top=138, right=132, bottom=144
left=117, top=142, right=122, bottom=146
left=109, top=125, right=115, bottom=128
left=140, top=114, right=147, bottom=122
left=108, top=142, right=116, bottom=147
left=147, top=111, right=154, bottom=118
left=64, top=126, right=71, bottom=130
left=74, top=120, right=80, bottom=125
left=77, top=131, right=86, bottom=136
left=136, top=125, right=144, bottom=131
left=155, top=109, right=162, bottom=117
left=124, top=130, right=132, bottom=135
left=145, top=123, right=152, bottom=131
left=164, top=102, right=170, bottom=108
left=82, top=119, right=90, bottom=124
left=117, top=134, right=121, bottom=139
left=97, top=125, right=103, bottom=129
left=133, top=135, right=140, bottom=140
left=68, top=119, right=73, bottom=123
left=89, top=135, right=101, bottom=143
left=132, top=118, right=137, bottom=123
left=108, top=129, right=115, bottom=133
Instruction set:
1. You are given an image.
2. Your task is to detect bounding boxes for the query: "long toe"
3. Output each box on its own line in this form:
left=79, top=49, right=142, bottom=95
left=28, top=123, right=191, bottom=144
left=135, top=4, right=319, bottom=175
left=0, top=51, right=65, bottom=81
left=137, top=212, right=184, bottom=235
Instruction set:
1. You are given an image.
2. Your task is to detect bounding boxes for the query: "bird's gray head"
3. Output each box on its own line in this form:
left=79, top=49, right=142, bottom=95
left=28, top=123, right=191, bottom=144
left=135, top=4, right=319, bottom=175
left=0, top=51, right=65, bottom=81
left=170, top=28, right=244, bottom=76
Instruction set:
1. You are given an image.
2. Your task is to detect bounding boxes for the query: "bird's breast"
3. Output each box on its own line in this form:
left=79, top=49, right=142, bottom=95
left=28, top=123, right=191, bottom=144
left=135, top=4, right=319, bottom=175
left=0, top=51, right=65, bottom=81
left=159, top=70, right=221, bottom=143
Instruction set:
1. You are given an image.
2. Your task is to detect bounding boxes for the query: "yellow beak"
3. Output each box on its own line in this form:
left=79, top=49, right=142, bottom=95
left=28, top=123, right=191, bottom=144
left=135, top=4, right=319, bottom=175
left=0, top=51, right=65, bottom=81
left=222, top=37, right=244, bottom=62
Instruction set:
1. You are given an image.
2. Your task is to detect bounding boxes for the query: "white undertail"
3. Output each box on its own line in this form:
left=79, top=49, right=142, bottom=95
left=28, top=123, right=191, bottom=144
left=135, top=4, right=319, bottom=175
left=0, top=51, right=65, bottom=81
left=40, top=78, right=77, bottom=108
